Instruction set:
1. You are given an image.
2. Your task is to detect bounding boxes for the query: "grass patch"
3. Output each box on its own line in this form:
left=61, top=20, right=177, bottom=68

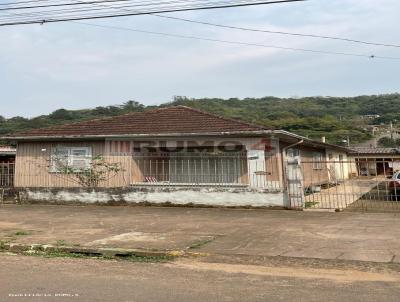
left=0, top=237, right=17, bottom=248
left=188, top=237, right=214, bottom=249
left=25, top=250, right=89, bottom=259
left=54, top=240, right=80, bottom=247
left=125, top=254, right=174, bottom=263
left=55, top=240, right=67, bottom=246
left=13, top=231, right=31, bottom=236
left=0, top=240, right=7, bottom=251
left=304, top=201, right=320, bottom=209
left=21, top=249, right=174, bottom=263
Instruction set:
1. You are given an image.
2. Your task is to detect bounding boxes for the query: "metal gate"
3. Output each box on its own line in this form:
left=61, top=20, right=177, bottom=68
left=285, top=149, right=304, bottom=209
left=285, top=158, right=400, bottom=211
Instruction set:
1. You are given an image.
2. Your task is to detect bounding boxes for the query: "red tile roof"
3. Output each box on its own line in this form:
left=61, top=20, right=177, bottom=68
left=349, top=147, right=400, bottom=155
left=6, top=106, right=267, bottom=139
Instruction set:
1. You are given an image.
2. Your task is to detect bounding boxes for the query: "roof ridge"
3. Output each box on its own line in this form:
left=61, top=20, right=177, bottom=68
left=4, top=105, right=268, bottom=138
left=7, top=109, right=153, bottom=137
left=171, top=105, right=267, bottom=130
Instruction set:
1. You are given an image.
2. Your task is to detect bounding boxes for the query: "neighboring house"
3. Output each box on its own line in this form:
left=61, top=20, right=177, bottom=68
left=2, top=106, right=348, bottom=207
left=348, top=147, right=400, bottom=176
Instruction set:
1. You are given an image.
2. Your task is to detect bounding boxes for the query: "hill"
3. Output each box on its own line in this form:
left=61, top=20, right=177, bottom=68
left=2, top=94, right=400, bottom=145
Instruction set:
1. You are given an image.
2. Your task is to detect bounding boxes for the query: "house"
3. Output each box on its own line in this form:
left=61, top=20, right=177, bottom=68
left=2, top=106, right=349, bottom=208
left=348, top=147, right=400, bottom=177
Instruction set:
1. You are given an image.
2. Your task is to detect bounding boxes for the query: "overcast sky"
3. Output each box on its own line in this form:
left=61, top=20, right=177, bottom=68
left=1, top=0, right=399, bottom=118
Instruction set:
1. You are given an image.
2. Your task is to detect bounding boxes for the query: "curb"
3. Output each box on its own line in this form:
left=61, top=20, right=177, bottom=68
left=1, top=243, right=189, bottom=259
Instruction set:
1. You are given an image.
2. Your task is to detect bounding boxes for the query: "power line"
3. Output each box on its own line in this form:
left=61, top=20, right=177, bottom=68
left=0, top=0, right=182, bottom=11
left=70, top=21, right=400, bottom=60
left=79, top=2, right=400, bottom=49
left=0, top=0, right=62, bottom=6
left=0, top=2, right=231, bottom=25
left=0, top=0, right=306, bottom=26
left=0, top=0, right=140, bottom=11
left=152, top=14, right=400, bottom=49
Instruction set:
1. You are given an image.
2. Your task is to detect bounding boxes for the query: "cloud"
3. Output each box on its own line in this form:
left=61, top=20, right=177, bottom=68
left=0, top=0, right=399, bottom=117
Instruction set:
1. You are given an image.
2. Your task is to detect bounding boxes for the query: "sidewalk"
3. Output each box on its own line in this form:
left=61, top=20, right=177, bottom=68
left=1, top=204, right=399, bottom=263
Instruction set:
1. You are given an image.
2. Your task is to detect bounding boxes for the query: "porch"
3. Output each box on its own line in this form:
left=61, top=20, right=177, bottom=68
left=130, top=151, right=282, bottom=191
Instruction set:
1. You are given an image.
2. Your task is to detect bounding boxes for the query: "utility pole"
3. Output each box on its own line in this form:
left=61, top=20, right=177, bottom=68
left=390, top=121, right=394, bottom=140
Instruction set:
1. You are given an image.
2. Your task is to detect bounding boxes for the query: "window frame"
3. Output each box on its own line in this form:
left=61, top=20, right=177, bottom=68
left=312, top=152, right=323, bottom=170
left=50, top=146, right=92, bottom=173
left=133, top=151, right=245, bottom=185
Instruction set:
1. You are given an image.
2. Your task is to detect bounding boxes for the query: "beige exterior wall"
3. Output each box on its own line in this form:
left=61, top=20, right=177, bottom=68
left=15, top=141, right=136, bottom=188
left=298, top=147, right=330, bottom=187
left=14, top=136, right=279, bottom=189
left=279, top=141, right=333, bottom=188
left=326, top=149, right=351, bottom=181
left=14, top=137, right=345, bottom=190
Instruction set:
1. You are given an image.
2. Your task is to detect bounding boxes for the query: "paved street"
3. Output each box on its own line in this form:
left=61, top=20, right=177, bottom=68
left=1, top=204, right=400, bottom=263
left=1, top=254, right=400, bottom=302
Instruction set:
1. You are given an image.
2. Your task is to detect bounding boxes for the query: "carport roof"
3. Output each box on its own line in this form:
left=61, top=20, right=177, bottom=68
left=348, top=147, right=400, bottom=155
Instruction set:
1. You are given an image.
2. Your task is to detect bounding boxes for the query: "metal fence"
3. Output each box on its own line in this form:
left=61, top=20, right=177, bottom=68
left=287, top=158, right=400, bottom=211
left=0, top=163, right=14, bottom=188
left=133, top=152, right=248, bottom=186
left=132, top=151, right=282, bottom=190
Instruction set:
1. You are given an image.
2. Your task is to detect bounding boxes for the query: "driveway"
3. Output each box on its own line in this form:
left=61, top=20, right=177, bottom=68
left=305, top=177, right=385, bottom=209
left=1, top=204, right=400, bottom=263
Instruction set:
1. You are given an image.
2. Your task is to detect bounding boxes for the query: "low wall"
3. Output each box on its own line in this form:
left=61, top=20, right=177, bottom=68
left=17, top=186, right=286, bottom=208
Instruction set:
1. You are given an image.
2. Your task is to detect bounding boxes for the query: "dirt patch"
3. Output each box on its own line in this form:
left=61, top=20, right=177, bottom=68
left=171, top=259, right=400, bottom=283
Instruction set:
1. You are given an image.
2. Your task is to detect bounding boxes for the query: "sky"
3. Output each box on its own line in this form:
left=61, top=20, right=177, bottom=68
left=0, top=0, right=400, bottom=118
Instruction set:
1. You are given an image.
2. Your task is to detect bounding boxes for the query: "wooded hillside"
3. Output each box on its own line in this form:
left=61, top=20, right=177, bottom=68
left=2, top=94, right=400, bottom=145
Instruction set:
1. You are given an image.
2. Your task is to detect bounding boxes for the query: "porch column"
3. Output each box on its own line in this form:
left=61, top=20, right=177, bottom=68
left=246, top=149, right=266, bottom=188
left=244, top=138, right=272, bottom=188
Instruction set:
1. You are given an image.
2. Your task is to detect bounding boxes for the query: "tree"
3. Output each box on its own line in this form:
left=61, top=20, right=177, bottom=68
left=122, top=100, right=144, bottom=111
left=52, top=155, right=124, bottom=188
left=378, top=137, right=400, bottom=148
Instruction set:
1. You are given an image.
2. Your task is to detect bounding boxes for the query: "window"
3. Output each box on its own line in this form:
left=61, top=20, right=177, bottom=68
left=134, top=151, right=244, bottom=185
left=312, top=152, right=323, bottom=170
left=169, top=153, right=241, bottom=184
left=51, top=147, right=92, bottom=172
left=286, top=148, right=300, bottom=158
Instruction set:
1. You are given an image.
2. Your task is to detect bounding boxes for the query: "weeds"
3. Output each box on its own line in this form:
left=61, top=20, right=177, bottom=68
left=55, top=240, right=80, bottom=247
left=188, top=237, right=214, bottom=249
left=304, top=201, right=320, bottom=209
left=0, top=240, right=6, bottom=251
left=55, top=240, right=67, bottom=246
left=21, top=249, right=174, bottom=262
left=13, top=231, right=31, bottom=236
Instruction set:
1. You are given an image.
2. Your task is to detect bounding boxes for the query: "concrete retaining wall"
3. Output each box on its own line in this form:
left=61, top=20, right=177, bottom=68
left=17, top=187, right=286, bottom=208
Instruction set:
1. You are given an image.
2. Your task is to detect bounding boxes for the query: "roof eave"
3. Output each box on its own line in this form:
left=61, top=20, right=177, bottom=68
left=2, top=130, right=273, bottom=141
left=273, top=130, right=349, bottom=152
